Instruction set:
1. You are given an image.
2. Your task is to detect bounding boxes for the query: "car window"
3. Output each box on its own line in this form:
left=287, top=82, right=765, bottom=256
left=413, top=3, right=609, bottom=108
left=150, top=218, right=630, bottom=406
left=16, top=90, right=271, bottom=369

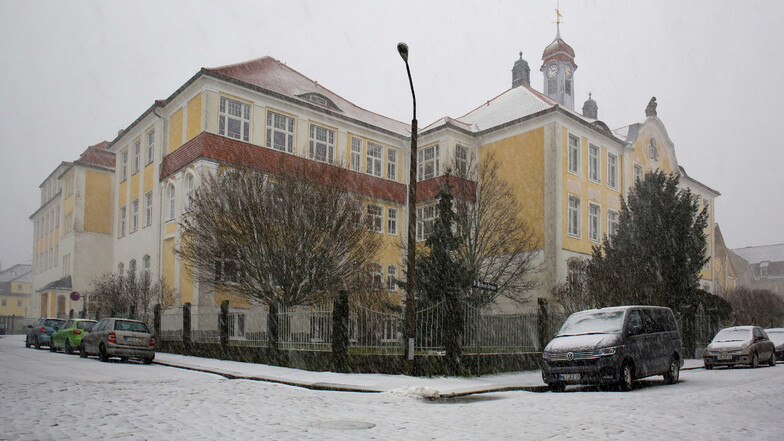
left=63, top=320, right=74, bottom=329
left=713, top=328, right=751, bottom=342
left=94, top=320, right=107, bottom=332
left=45, top=319, right=65, bottom=328
left=627, top=310, right=642, bottom=333
left=115, top=320, right=149, bottom=333
left=77, top=321, right=96, bottom=331
left=754, top=328, right=765, bottom=339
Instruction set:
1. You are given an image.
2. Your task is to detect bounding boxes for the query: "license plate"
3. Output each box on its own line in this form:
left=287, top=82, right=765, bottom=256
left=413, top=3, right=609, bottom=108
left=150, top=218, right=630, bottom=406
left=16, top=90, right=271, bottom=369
left=558, top=374, right=581, bottom=381
left=717, top=355, right=732, bottom=360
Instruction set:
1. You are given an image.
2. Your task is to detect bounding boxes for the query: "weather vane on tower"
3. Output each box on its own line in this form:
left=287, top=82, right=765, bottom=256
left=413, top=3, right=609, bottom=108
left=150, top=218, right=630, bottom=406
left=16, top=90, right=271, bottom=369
left=555, top=1, right=563, bottom=36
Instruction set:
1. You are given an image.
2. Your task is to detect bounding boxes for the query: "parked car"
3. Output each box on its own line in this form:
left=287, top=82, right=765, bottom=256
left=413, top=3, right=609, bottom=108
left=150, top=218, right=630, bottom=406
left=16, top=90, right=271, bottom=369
left=25, top=318, right=66, bottom=349
left=51, top=319, right=97, bottom=354
left=80, top=318, right=155, bottom=364
left=703, top=326, right=776, bottom=369
left=766, top=328, right=784, bottom=361
left=541, top=306, right=683, bottom=392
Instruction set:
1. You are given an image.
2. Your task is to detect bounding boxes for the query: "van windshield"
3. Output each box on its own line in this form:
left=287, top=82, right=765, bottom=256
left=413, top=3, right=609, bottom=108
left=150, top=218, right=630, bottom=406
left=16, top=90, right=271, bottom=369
left=557, top=310, right=625, bottom=336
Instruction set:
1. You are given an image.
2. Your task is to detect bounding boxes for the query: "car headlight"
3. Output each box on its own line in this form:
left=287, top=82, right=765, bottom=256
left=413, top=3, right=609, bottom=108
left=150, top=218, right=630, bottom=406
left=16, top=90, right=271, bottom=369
left=594, top=346, right=617, bottom=357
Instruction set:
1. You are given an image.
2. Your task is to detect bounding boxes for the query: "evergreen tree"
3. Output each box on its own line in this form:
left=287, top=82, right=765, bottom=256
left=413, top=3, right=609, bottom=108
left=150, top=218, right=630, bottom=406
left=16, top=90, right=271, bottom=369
left=586, top=170, right=709, bottom=316
left=417, top=181, right=471, bottom=375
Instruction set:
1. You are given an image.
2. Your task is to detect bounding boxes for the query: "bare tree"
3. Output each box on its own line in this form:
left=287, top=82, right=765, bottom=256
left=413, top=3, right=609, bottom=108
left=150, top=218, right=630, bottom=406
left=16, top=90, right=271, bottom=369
left=722, top=287, right=784, bottom=328
left=177, top=164, right=383, bottom=353
left=551, top=258, right=597, bottom=315
left=87, top=271, right=175, bottom=325
left=452, top=153, right=542, bottom=307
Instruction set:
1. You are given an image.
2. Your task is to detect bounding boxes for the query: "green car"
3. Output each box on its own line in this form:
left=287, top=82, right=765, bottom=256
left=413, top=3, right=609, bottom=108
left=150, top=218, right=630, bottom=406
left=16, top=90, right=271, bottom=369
left=51, top=319, right=97, bottom=354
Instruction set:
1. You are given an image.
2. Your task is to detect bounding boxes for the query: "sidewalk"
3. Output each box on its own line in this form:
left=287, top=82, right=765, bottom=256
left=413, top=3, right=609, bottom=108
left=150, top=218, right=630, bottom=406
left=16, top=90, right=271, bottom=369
left=154, top=351, right=705, bottom=398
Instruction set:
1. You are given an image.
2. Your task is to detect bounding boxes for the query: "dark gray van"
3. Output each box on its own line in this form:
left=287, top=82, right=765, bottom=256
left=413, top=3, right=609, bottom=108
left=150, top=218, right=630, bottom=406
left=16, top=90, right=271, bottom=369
left=541, top=306, right=683, bottom=391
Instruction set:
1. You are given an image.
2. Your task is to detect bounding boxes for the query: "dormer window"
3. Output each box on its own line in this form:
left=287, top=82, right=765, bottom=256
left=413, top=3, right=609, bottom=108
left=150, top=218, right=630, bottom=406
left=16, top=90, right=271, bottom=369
left=298, top=93, right=340, bottom=111
left=760, top=261, right=769, bottom=278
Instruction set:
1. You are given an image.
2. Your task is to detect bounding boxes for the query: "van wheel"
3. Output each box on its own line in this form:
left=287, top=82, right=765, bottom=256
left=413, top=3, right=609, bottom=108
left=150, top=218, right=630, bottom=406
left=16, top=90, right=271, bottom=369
left=769, top=353, right=777, bottom=367
left=750, top=352, right=759, bottom=369
left=618, top=363, right=634, bottom=391
left=548, top=382, right=565, bottom=392
left=663, top=357, right=680, bottom=384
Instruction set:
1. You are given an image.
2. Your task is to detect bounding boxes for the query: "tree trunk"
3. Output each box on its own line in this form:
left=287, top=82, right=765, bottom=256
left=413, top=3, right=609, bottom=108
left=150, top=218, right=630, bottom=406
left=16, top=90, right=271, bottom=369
left=332, top=291, right=350, bottom=372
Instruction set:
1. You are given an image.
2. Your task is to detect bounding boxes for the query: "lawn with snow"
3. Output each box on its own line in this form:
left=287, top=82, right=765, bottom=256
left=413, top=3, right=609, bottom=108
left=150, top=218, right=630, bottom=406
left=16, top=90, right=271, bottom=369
left=1, top=334, right=781, bottom=440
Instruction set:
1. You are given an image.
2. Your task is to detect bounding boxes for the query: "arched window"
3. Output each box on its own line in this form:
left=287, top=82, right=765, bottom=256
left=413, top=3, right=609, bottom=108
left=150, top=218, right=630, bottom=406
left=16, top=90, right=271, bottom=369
left=167, top=183, right=176, bottom=220
left=387, top=265, right=397, bottom=291
left=129, top=259, right=137, bottom=278
left=184, top=173, right=195, bottom=211
left=117, top=263, right=124, bottom=277
left=142, top=255, right=151, bottom=283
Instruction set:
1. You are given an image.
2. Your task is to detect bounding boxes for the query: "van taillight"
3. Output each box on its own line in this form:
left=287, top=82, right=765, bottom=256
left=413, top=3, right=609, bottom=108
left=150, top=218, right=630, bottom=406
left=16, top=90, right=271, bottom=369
left=108, top=332, right=116, bottom=344
left=149, top=336, right=156, bottom=347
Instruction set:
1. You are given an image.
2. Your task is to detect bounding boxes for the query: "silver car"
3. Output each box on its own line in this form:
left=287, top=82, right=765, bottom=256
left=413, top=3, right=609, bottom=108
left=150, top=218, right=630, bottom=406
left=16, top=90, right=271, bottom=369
left=80, top=318, right=155, bottom=364
left=703, top=326, right=776, bottom=369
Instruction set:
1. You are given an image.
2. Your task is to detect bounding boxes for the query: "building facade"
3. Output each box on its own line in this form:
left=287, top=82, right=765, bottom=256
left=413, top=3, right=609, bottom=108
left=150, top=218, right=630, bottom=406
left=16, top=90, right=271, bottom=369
left=29, top=143, right=115, bottom=318
left=0, top=264, right=32, bottom=317
left=35, top=26, right=723, bottom=322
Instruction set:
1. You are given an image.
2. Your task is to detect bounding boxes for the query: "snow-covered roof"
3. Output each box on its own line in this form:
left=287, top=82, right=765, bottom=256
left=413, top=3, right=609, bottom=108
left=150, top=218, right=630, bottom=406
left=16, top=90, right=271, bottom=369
left=0, top=264, right=32, bottom=282
left=732, top=243, right=784, bottom=264
left=204, top=57, right=410, bottom=136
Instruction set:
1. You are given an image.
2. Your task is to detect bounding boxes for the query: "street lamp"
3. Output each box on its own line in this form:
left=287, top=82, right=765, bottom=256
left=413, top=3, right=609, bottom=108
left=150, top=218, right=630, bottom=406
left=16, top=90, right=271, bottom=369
left=398, top=42, right=417, bottom=376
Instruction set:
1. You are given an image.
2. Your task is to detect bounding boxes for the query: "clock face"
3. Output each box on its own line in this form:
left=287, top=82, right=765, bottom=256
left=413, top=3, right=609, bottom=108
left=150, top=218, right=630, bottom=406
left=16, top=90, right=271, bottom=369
left=547, top=63, right=558, bottom=79
left=564, top=65, right=572, bottom=78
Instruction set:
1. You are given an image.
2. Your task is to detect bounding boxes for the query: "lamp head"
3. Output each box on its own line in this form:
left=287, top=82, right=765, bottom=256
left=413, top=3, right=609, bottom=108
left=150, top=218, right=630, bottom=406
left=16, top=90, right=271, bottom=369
left=397, top=42, right=409, bottom=62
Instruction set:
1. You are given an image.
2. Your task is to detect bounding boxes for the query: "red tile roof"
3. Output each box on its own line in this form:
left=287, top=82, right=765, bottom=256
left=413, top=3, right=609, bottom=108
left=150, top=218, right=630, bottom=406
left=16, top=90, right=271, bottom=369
left=416, top=175, right=476, bottom=203
left=74, top=142, right=115, bottom=169
left=161, top=132, right=407, bottom=204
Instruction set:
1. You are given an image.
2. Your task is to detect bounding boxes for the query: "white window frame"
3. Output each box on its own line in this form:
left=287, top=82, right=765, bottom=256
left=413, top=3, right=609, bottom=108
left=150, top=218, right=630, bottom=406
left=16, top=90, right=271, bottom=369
left=119, top=205, right=127, bottom=237
left=608, top=209, right=619, bottom=239
left=607, top=152, right=618, bottom=190
left=121, top=150, right=128, bottom=182
left=308, top=124, right=335, bottom=164
left=567, top=195, right=581, bottom=238
left=167, top=183, right=176, bottom=221
left=387, top=265, right=398, bottom=291
left=367, top=204, right=383, bottom=233
left=146, top=129, right=155, bottom=165
left=228, top=313, right=246, bottom=339
left=588, top=202, right=601, bottom=243
left=144, top=191, right=153, bottom=227
left=416, top=204, right=437, bottom=241
left=366, top=142, right=383, bottom=177
left=369, top=263, right=383, bottom=291
left=568, top=134, right=581, bottom=175
left=387, top=207, right=398, bottom=235
left=350, top=137, right=362, bottom=172
left=418, top=144, right=440, bottom=182
left=184, top=173, right=195, bottom=211
left=219, top=96, right=251, bottom=142
left=133, top=139, right=141, bottom=174
left=634, top=163, right=644, bottom=183
left=131, top=198, right=139, bottom=233
left=387, top=148, right=397, bottom=180
left=588, top=144, right=600, bottom=183
left=455, top=144, right=468, bottom=176
left=142, top=255, right=151, bottom=282
left=266, top=110, right=295, bottom=153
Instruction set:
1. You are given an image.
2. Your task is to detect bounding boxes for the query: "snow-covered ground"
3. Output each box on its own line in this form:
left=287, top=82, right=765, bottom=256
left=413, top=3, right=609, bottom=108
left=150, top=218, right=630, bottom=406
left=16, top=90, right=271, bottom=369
left=1, top=334, right=781, bottom=440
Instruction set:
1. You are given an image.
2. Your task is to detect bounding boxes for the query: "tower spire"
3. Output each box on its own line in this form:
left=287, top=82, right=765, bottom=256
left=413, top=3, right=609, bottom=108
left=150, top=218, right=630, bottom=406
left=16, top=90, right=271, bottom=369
left=555, top=1, right=562, bottom=38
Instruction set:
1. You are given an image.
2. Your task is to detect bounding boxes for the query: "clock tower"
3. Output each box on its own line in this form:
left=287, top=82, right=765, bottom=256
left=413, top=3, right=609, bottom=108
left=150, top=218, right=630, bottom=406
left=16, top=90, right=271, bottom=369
left=541, top=21, right=577, bottom=110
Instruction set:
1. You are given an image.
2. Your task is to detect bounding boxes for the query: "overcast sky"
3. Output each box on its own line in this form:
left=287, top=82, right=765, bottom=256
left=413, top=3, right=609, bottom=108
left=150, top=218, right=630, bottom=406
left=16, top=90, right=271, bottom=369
left=1, top=0, right=782, bottom=269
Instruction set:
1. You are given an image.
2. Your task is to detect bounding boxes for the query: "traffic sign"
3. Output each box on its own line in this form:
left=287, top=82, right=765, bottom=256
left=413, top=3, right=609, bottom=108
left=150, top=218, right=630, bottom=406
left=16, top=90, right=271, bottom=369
left=70, top=291, right=81, bottom=301
left=472, top=280, right=498, bottom=292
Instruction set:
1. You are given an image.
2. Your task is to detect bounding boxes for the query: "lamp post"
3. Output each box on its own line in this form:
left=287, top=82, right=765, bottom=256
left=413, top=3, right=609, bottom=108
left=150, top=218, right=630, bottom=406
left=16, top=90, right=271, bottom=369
left=398, top=42, right=417, bottom=376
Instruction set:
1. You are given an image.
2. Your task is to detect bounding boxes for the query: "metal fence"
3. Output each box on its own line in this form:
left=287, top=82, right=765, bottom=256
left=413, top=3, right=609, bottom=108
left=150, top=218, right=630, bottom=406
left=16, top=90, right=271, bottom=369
left=158, top=302, right=566, bottom=355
